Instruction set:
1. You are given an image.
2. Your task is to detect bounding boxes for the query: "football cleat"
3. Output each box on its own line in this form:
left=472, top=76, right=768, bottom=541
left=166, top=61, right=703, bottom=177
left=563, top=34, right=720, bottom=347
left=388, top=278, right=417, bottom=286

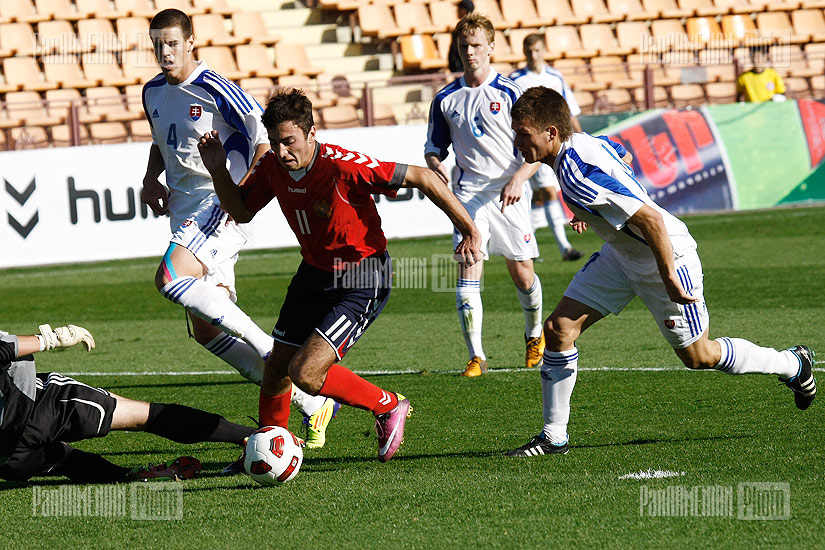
left=220, top=438, right=248, bottom=476
left=506, top=435, right=569, bottom=457
left=303, top=398, right=341, bottom=449
left=128, top=456, right=202, bottom=481
left=562, top=248, right=583, bottom=262
left=783, top=345, right=817, bottom=410
left=525, top=333, right=545, bottom=369
left=375, top=393, right=412, bottom=462
left=462, top=356, right=488, bottom=377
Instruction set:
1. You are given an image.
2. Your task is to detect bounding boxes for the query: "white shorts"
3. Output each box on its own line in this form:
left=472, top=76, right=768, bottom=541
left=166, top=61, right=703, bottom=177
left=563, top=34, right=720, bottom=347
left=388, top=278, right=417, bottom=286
left=453, top=184, right=539, bottom=261
left=529, top=164, right=561, bottom=191
left=563, top=243, right=709, bottom=349
left=170, top=203, right=249, bottom=300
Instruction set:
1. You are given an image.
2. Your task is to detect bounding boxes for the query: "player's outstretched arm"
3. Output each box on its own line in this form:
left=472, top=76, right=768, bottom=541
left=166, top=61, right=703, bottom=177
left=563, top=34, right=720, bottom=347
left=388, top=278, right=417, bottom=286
left=140, top=144, right=169, bottom=216
left=627, top=205, right=697, bottom=305
left=197, top=130, right=256, bottom=224
left=424, top=152, right=450, bottom=185
left=402, top=165, right=483, bottom=266
left=1, top=325, right=95, bottom=360
left=499, top=160, right=540, bottom=212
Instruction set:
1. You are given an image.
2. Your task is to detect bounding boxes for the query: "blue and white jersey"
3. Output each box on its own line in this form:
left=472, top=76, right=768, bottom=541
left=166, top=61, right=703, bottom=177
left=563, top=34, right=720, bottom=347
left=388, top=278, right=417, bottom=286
left=509, top=65, right=581, bottom=117
left=425, top=70, right=523, bottom=192
left=142, top=61, right=268, bottom=229
left=553, top=133, right=696, bottom=268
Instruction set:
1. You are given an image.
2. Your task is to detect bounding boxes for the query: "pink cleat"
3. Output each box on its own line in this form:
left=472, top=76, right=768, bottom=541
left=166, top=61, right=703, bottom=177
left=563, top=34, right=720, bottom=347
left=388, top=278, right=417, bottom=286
left=374, top=393, right=412, bottom=463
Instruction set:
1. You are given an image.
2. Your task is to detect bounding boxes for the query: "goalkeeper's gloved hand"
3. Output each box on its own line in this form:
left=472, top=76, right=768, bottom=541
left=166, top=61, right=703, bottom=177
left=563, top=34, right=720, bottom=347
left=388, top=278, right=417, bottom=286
left=38, top=324, right=95, bottom=352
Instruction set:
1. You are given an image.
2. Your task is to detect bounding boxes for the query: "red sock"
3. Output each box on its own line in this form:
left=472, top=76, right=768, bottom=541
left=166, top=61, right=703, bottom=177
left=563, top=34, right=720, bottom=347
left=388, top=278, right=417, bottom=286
left=259, top=389, right=291, bottom=427
left=319, top=364, right=398, bottom=414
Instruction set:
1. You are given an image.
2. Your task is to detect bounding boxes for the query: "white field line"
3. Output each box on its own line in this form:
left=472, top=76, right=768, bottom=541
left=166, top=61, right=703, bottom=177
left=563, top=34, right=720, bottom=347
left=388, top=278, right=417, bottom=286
left=62, top=365, right=825, bottom=377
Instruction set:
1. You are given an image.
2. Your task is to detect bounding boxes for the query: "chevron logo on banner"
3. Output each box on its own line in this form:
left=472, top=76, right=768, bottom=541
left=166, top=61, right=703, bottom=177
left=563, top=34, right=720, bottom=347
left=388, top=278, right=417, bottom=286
left=5, top=178, right=39, bottom=238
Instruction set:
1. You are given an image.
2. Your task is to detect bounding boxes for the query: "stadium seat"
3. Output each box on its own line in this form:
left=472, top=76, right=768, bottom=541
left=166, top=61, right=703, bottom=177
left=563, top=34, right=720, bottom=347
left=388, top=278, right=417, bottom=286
left=571, top=0, right=625, bottom=23
left=670, top=83, right=705, bottom=106
left=279, top=74, right=336, bottom=108
left=804, top=41, right=825, bottom=72
left=38, top=20, right=90, bottom=55
left=5, top=90, right=61, bottom=126
left=633, top=84, right=670, bottom=107
left=721, top=14, right=759, bottom=44
left=784, top=75, right=811, bottom=98
left=401, top=34, right=449, bottom=70
left=508, top=28, right=550, bottom=60
left=82, top=51, right=139, bottom=87
left=0, top=74, right=19, bottom=93
left=791, top=9, right=825, bottom=42
left=679, top=0, right=729, bottom=16
left=320, top=104, right=361, bottom=128
left=195, top=46, right=249, bottom=80
left=88, top=121, right=128, bottom=144
left=580, top=23, right=634, bottom=56
left=642, top=0, right=692, bottom=18
left=113, top=0, right=155, bottom=18
left=756, top=11, right=806, bottom=43
left=651, top=19, right=696, bottom=50
left=238, top=77, right=274, bottom=107
left=235, top=44, right=289, bottom=78
left=11, top=126, right=49, bottom=148
left=4, top=57, right=57, bottom=91
left=116, top=17, right=151, bottom=50
left=155, top=0, right=205, bottom=15
left=124, top=83, right=147, bottom=119
left=129, top=118, right=152, bottom=140
left=608, top=0, right=660, bottom=21
left=698, top=48, right=735, bottom=81
left=473, top=0, right=507, bottom=27
left=573, top=89, right=595, bottom=113
left=535, top=0, right=590, bottom=25
left=357, top=4, right=410, bottom=39
left=231, top=11, right=280, bottom=46
left=75, top=0, right=127, bottom=19
left=0, top=0, right=51, bottom=24
left=545, top=26, right=598, bottom=58
left=43, top=54, right=98, bottom=88
left=122, top=48, right=161, bottom=83
left=0, top=22, right=39, bottom=56
left=617, top=21, right=654, bottom=53
left=372, top=102, right=397, bottom=126
left=768, top=0, right=803, bottom=12
left=661, top=50, right=698, bottom=82
left=44, top=88, right=99, bottom=123
left=705, top=81, right=737, bottom=102
left=686, top=17, right=725, bottom=46
left=320, top=73, right=360, bottom=107
left=192, top=13, right=246, bottom=47
left=491, top=30, right=523, bottom=64
left=34, top=0, right=82, bottom=21
left=429, top=1, right=462, bottom=31
left=597, top=88, right=635, bottom=111
left=192, top=0, right=236, bottom=16
left=590, top=55, right=641, bottom=88
left=712, top=0, right=756, bottom=13
left=274, top=43, right=323, bottom=77
left=499, top=0, right=540, bottom=28
left=394, top=3, right=444, bottom=34
left=86, top=86, right=139, bottom=122
left=553, top=58, right=606, bottom=91
left=77, top=19, right=121, bottom=53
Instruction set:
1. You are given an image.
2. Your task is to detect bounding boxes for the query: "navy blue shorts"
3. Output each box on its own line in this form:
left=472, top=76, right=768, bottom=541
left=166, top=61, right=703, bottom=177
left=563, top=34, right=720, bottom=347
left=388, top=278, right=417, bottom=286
left=272, top=251, right=392, bottom=359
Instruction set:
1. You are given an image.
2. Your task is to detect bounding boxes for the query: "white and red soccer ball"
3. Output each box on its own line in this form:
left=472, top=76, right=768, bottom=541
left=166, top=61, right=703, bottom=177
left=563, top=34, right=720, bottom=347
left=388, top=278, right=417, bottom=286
left=244, top=426, right=303, bottom=485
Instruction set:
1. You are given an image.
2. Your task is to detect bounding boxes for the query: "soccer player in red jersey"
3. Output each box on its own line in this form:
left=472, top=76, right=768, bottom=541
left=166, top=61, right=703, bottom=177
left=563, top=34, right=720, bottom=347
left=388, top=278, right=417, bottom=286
left=198, top=89, right=482, bottom=462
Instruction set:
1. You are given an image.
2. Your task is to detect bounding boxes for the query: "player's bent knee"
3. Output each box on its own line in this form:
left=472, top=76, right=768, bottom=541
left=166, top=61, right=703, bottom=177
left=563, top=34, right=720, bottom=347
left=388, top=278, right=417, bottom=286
left=286, top=364, right=321, bottom=395
left=544, top=316, right=579, bottom=349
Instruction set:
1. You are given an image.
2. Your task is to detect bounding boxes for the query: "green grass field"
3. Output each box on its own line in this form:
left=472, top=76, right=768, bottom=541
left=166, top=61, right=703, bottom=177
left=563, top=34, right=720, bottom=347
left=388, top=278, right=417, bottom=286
left=2, top=205, right=824, bottom=549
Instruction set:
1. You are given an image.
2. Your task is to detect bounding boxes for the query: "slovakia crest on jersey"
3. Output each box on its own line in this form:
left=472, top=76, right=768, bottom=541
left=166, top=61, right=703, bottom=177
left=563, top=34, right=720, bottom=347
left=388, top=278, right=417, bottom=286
left=189, top=104, right=202, bottom=121
left=490, top=101, right=501, bottom=114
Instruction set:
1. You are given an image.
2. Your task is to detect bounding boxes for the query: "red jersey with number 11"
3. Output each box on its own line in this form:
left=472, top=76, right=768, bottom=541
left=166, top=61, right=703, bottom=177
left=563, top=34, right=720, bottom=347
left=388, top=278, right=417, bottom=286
left=240, top=142, right=407, bottom=272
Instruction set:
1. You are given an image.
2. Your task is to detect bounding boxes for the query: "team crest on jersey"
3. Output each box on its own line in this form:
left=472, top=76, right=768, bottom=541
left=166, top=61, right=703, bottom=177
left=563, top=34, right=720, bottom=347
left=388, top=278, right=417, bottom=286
left=490, top=102, right=501, bottom=114
left=189, top=104, right=203, bottom=121
left=313, top=200, right=332, bottom=219
left=182, top=219, right=193, bottom=227
left=664, top=319, right=676, bottom=329
left=524, top=233, right=532, bottom=243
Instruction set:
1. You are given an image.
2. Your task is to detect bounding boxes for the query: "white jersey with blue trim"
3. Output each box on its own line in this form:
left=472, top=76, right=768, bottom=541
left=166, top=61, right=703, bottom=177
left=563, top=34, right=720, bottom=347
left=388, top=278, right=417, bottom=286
left=509, top=65, right=581, bottom=117
left=425, top=70, right=523, bottom=193
left=142, top=61, right=268, bottom=229
left=553, top=132, right=696, bottom=268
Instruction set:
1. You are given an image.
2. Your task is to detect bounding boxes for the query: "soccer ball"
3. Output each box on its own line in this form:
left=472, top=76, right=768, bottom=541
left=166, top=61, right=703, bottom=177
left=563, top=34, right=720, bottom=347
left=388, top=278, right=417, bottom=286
left=244, top=426, right=303, bottom=485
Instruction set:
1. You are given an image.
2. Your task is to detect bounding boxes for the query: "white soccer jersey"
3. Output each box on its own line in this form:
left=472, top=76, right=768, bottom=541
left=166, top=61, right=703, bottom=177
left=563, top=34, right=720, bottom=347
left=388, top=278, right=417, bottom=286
left=553, top=133, right=696, bottom=269
left=142, top=61, right=268, bottom=229
left=509, top=66, right=581, bottom=117
left=425, top=70, right=523, bottom=192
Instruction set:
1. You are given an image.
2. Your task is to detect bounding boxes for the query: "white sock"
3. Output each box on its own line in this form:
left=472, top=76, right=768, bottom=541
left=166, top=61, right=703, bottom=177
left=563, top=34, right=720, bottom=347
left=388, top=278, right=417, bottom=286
left=291, top=386, right=326, bottom=417
left=204, top=333, right=263, bottom=384
left=545, top=200, right=572, bottom=254
left=456, top=279, right=485, bottom=361
left=541, top=348, right=578, bottom=444
left=516, top=275, right=543, bottom=339
left=161, top=276, right=273, bottom=353
left=714, top=337, right=798, bottom=378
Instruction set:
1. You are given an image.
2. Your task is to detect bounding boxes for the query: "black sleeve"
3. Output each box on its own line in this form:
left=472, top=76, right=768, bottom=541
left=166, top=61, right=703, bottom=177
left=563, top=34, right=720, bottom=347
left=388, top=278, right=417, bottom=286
left=0, top=340, right=16, bottom=364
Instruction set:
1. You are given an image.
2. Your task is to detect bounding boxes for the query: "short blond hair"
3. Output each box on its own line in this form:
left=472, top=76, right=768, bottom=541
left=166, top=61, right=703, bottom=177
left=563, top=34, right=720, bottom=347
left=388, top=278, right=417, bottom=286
left=455, top=11, right=495, bottom=44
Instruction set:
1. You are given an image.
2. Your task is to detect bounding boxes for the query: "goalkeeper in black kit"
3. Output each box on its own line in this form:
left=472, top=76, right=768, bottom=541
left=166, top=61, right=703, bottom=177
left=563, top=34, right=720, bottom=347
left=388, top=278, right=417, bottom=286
left=0, top=324, right=256, bottom=483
